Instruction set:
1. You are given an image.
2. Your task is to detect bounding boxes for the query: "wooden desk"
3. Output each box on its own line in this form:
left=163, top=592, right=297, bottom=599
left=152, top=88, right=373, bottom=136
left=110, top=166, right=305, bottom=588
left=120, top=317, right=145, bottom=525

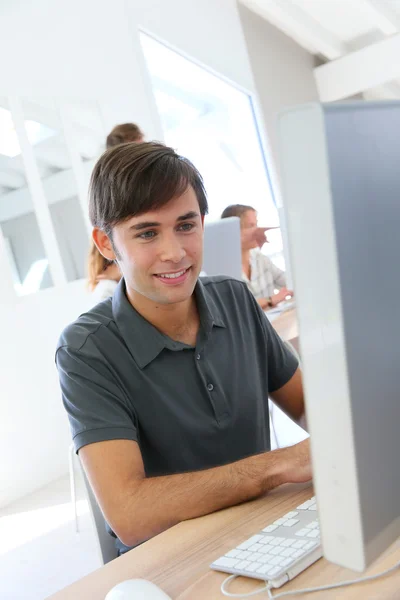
left=271, top=308, right=299, bottom=353
left=47, top=484, right=400, bottom=600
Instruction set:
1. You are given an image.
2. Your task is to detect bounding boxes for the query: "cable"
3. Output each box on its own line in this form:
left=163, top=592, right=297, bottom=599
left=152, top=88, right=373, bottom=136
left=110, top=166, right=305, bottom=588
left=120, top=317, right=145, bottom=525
left=221, top=575, right=269, bottom=597
left=221, top=558, right=400, bottom=599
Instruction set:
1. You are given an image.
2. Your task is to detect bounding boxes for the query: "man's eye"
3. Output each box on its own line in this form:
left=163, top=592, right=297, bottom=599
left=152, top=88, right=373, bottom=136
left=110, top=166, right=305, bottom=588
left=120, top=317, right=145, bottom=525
left=138, top=230, right=156, bottom=239
left=178, top=223, right=194, bottom=232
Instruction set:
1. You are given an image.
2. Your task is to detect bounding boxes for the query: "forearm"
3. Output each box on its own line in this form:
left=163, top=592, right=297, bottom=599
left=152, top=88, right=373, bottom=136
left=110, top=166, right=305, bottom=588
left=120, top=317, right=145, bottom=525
left=118, top=449, right=288, bottom=546
left=257, top=297, right=270, bottom=310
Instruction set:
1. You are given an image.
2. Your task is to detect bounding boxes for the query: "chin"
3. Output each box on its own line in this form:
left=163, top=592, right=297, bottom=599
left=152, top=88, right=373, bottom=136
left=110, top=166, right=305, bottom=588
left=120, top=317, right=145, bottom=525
left=157, top=278, right=198, bottom=305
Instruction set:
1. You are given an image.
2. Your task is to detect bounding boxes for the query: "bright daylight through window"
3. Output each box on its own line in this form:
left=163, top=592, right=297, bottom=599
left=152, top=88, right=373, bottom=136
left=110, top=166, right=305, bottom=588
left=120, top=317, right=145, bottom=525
left=140, top=33, right=285, bottom=267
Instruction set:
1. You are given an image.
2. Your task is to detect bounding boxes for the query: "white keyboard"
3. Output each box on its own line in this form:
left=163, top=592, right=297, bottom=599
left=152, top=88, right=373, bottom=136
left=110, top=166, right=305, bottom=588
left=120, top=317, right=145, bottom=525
left=210, top=496, right=322, bottom=589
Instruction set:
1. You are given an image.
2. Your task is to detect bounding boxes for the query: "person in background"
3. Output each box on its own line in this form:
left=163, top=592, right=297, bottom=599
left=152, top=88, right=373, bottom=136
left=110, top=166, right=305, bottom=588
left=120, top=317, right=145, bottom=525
left=106, top=122, right=144, bottom=149
left=87, top=241, right=121, bottom=302
left=87, top=122, right=145, bottom=302
left=221, top=204, right=293, bottom=311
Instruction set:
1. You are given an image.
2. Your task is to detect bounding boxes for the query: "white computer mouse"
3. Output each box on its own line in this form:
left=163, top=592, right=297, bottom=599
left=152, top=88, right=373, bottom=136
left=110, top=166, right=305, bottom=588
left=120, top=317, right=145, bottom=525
left=105, top=579, right=172, bottom=600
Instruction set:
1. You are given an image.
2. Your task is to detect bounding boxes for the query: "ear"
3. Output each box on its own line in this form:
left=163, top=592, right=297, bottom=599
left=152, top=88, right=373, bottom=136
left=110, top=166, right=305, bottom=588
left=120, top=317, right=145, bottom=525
left=92, top=228, right=116, bottom=261
left=201, top=214, right=205, bottom=227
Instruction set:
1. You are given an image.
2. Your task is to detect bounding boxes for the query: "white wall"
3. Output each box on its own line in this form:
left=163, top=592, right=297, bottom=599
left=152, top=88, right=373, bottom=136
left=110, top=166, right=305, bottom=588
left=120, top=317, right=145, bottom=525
left=238, top=3, right=320, bottom=183
left=0, top=0, right=321, bottom=506
left=0, top=0, right=261, bottom=507
left=0, top=281, right=92, bottom=506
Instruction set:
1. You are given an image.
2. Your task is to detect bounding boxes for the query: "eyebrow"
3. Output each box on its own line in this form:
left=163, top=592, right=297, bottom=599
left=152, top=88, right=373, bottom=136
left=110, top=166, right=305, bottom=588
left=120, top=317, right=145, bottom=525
left=129, top=211, right=200, bottom=231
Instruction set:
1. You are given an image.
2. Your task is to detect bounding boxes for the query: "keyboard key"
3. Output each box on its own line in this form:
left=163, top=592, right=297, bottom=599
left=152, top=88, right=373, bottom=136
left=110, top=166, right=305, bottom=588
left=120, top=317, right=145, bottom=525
left=308, top=506, right=318, bottom=511
left=280, top=557, right=295, bottom=567
left=236, top=560, right=251, bottom=570
left=245, top=562, right=261, bottom=573
left=226, top=549, right=240, bottom=558
left=292, top=540, right=308, bottom=549
left=273, top=518, right=287, bottom=526
left=213, top=557, right=239, bottom=569
left=308, top=521, right=319, bottom=529
left=281, top=539, right=295, bottom=547
left=304, top=541, right=319, bottom=550
left=262, top=524, right=278, bottom=533
left=238, top=550, right=251, bottom=559
left=269, top=556, right=284, bottom=566
left=248, top=543, right=263, bottom=552
left=261, top=535, right=276, bottom=543
left=292, top=549, right=307, bottom=559
left=268, top=566, right=282, bottom=577
left=256, top=564, right=274, bottom=575
left=270, top=547, right=283, bottom=556
left=270, top=537, right=285, bottom=546
left=295, top=528, right=311, bottom=537
left=237, top=535, right=264, bottom=550
left=251, top=553, right=263, bottom=562
left=259, top=554, right=274, bottom=564
left=283, top=511, right=299, bottom=519
left=283, top=519, right=300, bottom=527
left=307, top=530, right=320, bottom=538
left=260, top=545, right=274, bottom=555
left=281, top=547, right=296, bottom=557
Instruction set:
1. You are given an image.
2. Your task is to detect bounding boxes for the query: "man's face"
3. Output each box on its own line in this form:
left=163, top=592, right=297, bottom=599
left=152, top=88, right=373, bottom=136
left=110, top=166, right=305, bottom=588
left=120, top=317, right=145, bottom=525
left=240, top=210, right=259, bottom=251
left=108, top=186, right=204, bottom=306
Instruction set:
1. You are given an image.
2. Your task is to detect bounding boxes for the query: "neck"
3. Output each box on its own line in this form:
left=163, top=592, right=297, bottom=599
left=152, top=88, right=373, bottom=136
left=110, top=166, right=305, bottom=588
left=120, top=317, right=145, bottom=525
left=126, top=286, right=199, bottom=341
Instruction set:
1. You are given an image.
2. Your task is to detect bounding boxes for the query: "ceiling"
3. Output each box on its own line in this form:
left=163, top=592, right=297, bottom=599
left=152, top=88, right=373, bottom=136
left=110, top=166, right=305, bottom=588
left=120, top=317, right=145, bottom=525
left=240, top=0, right=400, bottom=100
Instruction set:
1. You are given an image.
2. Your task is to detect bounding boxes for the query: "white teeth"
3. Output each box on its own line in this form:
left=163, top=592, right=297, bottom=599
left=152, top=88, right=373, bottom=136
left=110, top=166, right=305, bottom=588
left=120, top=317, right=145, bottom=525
left=158, top=269, right=187, bottom=279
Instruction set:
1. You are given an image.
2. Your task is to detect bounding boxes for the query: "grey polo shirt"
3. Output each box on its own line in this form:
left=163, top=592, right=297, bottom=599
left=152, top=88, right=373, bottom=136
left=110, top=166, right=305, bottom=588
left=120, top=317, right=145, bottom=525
left=56, top=276, right=298, bottom=476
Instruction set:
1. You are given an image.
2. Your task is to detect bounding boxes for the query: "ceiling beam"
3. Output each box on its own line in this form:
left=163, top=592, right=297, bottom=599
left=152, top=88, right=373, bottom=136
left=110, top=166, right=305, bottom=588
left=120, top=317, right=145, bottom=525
left=363, top=81, right=400, bottom=100
left=360, top=0, right=400, bottom=35
left=315, top=33, right=400, bottom=101
left=240, top=0, right=346, bottom=59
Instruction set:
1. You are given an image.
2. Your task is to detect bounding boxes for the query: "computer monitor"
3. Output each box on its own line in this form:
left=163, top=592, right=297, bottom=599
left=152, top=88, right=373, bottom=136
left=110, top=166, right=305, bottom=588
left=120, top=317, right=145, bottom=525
left=202, top=217, right=242, bottom=280
left=278, top=101, right=400, bottom=572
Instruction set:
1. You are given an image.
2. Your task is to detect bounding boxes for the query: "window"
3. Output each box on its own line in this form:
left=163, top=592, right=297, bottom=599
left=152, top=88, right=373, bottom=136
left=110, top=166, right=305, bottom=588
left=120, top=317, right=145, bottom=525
left=140, top=33, right=278, bottom=228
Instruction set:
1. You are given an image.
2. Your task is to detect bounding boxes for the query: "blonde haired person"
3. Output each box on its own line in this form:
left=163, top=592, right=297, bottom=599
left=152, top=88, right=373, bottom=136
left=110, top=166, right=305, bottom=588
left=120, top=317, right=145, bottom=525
left=221, top=204, right=293, bottom=310
left=87, top=241, right=121, bottom=302
left=86, top=122, right=144, bottom=301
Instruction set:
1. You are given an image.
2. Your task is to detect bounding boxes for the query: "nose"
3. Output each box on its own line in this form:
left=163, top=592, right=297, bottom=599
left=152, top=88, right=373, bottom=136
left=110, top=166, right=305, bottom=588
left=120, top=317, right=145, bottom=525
left=159, top=232, right=186, bottom=264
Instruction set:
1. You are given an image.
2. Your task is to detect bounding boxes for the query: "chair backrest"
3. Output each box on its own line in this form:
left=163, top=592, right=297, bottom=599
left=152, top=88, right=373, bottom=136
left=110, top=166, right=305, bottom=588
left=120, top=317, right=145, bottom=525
left=78, top=460, right=119, bottom=564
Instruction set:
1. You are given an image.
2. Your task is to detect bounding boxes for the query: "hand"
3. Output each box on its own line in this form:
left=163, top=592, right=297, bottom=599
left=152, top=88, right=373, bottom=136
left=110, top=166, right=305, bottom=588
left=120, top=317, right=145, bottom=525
left=241, top=226, right=270, bottom=249
left=280, top=439, right=312, bottom=484
left=270, top=287, right=293, bottom=307
left=254, top=227, right=269, bottom=248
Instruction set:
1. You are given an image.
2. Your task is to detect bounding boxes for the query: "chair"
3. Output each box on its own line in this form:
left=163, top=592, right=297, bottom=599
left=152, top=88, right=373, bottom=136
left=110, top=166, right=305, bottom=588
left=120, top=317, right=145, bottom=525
left=69, top=443, right=119, bottom=564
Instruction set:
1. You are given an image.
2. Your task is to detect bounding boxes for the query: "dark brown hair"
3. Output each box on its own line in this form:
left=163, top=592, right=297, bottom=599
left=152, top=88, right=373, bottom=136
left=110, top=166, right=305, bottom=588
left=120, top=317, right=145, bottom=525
left=89, top=141, right=208, bottom=234
left=221, top=204, right=255, bottom=221
left=106, top=123, right=144, bottom=149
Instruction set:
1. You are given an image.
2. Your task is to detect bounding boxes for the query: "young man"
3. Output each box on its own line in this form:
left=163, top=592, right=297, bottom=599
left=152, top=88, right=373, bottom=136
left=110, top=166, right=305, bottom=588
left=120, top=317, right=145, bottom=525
left=56, top=142, right=311, bottom=555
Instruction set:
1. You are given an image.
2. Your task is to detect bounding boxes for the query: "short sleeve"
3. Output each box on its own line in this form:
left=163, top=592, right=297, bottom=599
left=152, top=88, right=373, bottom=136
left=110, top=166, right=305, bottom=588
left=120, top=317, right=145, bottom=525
left=56, top=343, right=138, bottom=453
left=250, top=292, right=298, bottom=393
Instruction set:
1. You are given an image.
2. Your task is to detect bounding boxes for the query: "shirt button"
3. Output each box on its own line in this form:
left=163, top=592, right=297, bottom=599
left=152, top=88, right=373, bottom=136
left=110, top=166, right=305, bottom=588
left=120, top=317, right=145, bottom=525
left=196, top=354, right=201, bottom=360
left=207, top=383, right=214, bottom=391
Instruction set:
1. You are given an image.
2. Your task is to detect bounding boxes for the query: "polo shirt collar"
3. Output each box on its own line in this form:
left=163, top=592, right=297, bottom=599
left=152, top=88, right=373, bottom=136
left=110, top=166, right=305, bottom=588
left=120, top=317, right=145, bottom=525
left=112, top=278, right=226, bottom=369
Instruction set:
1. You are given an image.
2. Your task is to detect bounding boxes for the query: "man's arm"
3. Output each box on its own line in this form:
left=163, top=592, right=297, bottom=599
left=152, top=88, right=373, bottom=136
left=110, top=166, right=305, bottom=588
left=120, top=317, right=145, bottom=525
left=270, top=367, right=307, bottom=429
left=80, top=437, right=311, bottom=547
